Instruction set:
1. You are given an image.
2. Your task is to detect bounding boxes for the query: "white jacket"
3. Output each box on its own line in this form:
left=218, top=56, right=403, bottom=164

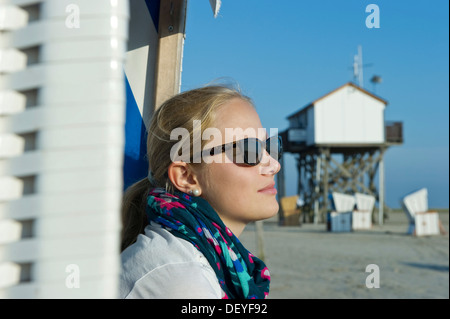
left=119, top=223, right=223, bottom=299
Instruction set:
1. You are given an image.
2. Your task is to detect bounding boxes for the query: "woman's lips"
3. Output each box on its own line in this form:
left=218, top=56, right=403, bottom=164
left=258, top=182, right=277, bottom=195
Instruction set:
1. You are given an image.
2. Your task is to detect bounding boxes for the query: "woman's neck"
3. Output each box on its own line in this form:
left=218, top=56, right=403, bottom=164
left=217, top=215, right=246, bottom=237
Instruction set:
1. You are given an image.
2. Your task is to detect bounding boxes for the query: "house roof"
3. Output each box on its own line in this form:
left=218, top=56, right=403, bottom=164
left=287, top=82, right=389, bottom=119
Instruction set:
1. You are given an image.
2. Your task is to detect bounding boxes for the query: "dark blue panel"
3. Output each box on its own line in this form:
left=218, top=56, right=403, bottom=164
left=123, top=75, right=148, bottom=190
left=145, top=0, right=160, bottom=32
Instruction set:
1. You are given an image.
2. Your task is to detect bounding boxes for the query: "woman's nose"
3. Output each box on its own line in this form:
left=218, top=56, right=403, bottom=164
left=259, top=150, right=281, bottom=175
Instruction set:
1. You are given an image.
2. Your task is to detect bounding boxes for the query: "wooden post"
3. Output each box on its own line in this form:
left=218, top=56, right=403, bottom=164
left=314, top=152, right=321, bottom=224
left=255, top=221, right=265, bottom=262
left=322, top=148, right=330, bottom=222
left=378, top=148, right=385, bottom=225
left=154, top=0, right=187, bottom=110
left=276, top=154, right=286, bottom=225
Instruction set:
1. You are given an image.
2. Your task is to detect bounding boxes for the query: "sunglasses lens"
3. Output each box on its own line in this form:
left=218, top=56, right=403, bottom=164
left=223, top=136, right=283, bottom=166
left=222, top=139, right=259, bottom=165
left=266, top=136, right=283, bottom=160
left=242, top=138, right=262, bottom=166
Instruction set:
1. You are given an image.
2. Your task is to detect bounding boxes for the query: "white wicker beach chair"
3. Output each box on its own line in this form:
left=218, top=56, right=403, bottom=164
left=353, top=193, right=375, bottom=230
left=327, top=192, right=354, bottom=232
left=401, top=188, right=441, bottom=236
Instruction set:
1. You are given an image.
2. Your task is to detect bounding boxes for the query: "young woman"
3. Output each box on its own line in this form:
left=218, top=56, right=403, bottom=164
left=119, top=84, right=282, bottom=299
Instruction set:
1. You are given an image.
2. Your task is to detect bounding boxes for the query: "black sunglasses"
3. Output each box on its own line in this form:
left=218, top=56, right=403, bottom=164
left=205, top=135, right=283, bottom=166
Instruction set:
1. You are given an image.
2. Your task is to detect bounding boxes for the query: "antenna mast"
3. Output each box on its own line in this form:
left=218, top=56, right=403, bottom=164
left=353, top=45, right=364, bottom=88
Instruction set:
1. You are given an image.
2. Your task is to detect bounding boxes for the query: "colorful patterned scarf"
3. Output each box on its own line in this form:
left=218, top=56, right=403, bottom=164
left=146, top=188, right=270, bottom=299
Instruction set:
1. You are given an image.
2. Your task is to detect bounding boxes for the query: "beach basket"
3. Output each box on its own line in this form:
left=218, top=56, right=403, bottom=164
left=327, top=192, right=354, bottom=232
left=280, top=195, right=302, bottom=226
left=353, top=193, right=375, bottom=230
left=401, top=188, right=441, bottom=236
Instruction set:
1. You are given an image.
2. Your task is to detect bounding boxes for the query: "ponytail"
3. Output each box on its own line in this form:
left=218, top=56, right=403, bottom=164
left=120, top=178, right=151, bottom=252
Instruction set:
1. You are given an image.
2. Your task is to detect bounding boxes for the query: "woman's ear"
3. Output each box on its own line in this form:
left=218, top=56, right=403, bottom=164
left=167, top=161, right=200, bottom=194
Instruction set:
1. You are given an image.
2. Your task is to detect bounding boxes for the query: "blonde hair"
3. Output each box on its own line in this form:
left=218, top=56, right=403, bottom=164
left=120, top=84, right=252, bottom=251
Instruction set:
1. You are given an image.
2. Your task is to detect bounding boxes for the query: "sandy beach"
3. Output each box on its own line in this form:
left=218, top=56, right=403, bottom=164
left=239, top=211, right=449, bottom=299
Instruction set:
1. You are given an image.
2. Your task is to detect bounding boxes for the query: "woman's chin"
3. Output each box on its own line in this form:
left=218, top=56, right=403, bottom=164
left=259, top=202, right=280, bottom=221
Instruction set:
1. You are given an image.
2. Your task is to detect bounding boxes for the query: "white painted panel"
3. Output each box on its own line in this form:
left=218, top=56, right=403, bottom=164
left=2, top=17, right=128, bottom=50
left=38, top=125, right=124, bottom=150
left=34, top=211, right=120, bottom=238
left=41, top=0, right=128, bottom=18
left=0, top=48, right=26, bottom=73
left=0, top=152, right=40, bottom=177
left=0, top=108, right=41, bottom=134
left=41, top=102, right=124, bottom=126
left=36, top=168, right=122, bottom=193
left=41, top=40, right=126, bottom=63
left=0, top=5, right=29, bottom=31
left=314, top=85, right=386, bottom=144
left=0, top=238, right=38, bottom=263
left=0, top=190, right=122, bottom=220
left=0, top=90, right=26, bottom=115
left=0, top=274, right=118, bottom=299
left=364, top=99, right=385, bottom=142
left=37, top=233, right=120, bottom=260
left=0, top=195, right=39, bottom=220
left=315, top=95, right=344, bottom=144
left=0, top=233, right=119, bottom=263
left=0, top=282, right=36, bottom=299
left=343, top=88, right=365, bottom=141
left=62, top=191, right=122, bottom=216
left=0, top=147, right=124, bottom=177
left=39, top=82, right=125, bottom=106
left=0, top=103, right=125, bottom=135
left=38, top=276, right=118, bottom=299
left=4, top=62, right=124, bottom=92
left=0, top=134, right=25, bottom=158
left=0, top=176, right=23, bottom=201
left=33, top=254, right=120, bottom=283
left=0, top=262, right=21, bottom=289
left=0, top=219, right=22, bottom=244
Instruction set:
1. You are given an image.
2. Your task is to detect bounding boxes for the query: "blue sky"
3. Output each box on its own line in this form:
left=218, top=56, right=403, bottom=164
left=180, top=0, right=449, bottom=209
